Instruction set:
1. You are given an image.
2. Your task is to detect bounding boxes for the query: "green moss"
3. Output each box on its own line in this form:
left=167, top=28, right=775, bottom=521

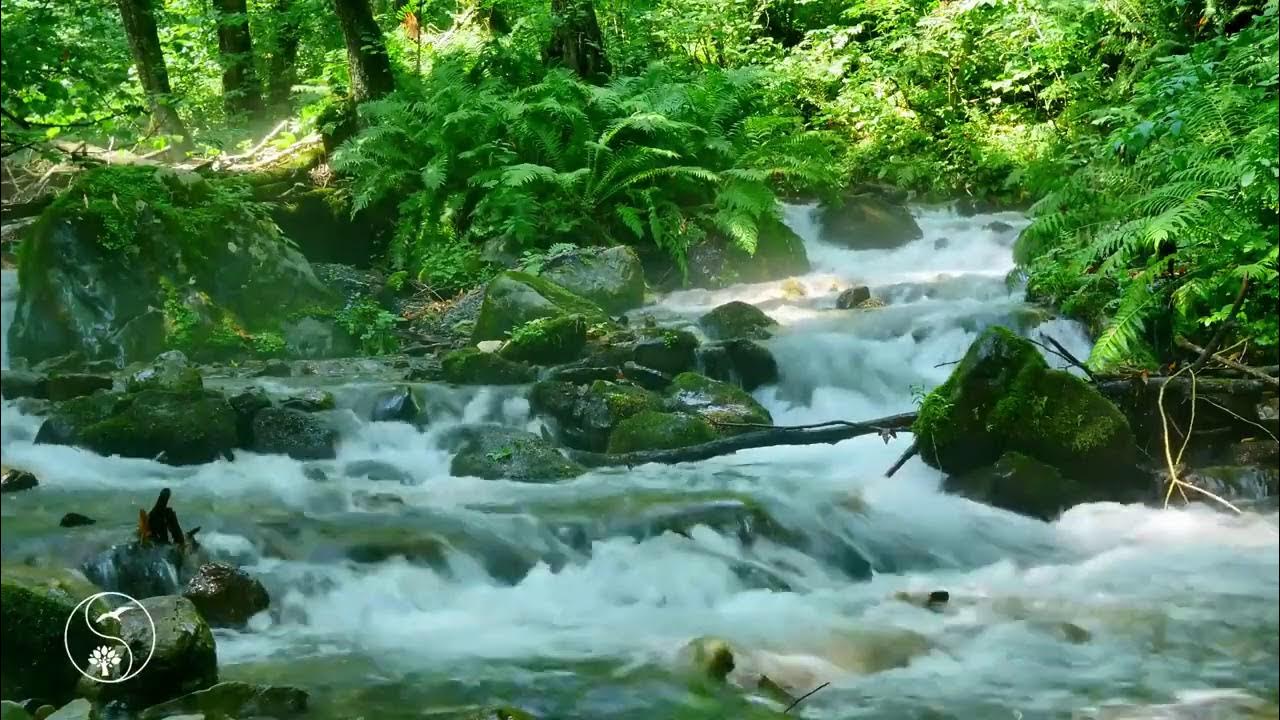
left=1, top=566, right=101, bottom=703
left=501, top=314, right=588, bottom=365
left=607, top=411, right=717, bottom=454
left=592, top=380, right=665, bottom=419
left=471, top=271, right=611, bottom=343
left=667, top=372, right=773, bottom=428
left=251, top=331, right=287, bottom=357
left=442, top=349, right=536, bottom=385
left=698, top=301, right=777, bottom=340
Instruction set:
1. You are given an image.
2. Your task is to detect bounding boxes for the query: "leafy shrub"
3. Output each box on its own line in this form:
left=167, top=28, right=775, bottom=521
left=335, top=297, right=401, bottom=355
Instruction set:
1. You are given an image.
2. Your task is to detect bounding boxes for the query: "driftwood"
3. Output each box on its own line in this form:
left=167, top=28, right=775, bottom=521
left=136, top=488, right=200, bottom=547
left=567, top=412, right=917, bottom=468
left=1175, top=336, right=1279, bottom=388
left=1096, top=376, right=1269, bottom=396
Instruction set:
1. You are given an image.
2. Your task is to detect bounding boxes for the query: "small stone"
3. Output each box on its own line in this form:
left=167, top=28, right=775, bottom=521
left=985, top=220, right=1015, bottom=233
left=856, top=297, right=887, bottom=310
left=934, top=237, right=949, bottom=250
left=255, top=360, right=292, bottom=378
left=1, top=467, right=38, bottom=493
left=370, top=386, right=424, bottom=425
left=836, top=285, right=871, bottom=309
left=59, top=513, right=96, bottom=528
left=476, top=340, right=506, bottom=354
left=279, top=388, right=336, bottom=413
left=182, top=562, right=270, bottom=628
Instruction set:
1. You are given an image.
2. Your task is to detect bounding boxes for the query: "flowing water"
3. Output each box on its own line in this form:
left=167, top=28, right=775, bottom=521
left=2, top=206, right=1277, bottom=719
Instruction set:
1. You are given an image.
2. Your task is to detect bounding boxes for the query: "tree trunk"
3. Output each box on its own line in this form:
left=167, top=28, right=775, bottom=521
left=544, top=0, right=610, bottom=81
left=115, top=0, right=189, bottom=145
left=213, top=0, right=264, bottom=120
left=332, top=0, right=396, bottom=102
left=265, top=0, right=301, bottom=108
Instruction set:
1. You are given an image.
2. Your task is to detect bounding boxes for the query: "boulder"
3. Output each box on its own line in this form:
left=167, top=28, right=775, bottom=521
left=7, top=166, right=336, bottom=366
left=82, top=542, right=198, bottom=599
left=836, top=286, right=871, bottom=309
left=280, top=314, right=358, bottom=359
left=538, top=245, right=646, bottom=314
left=499, top=314, right=588, bottom=365
left=182, top=562, right=270, bottom=628
left=530, top=379, right=665, bottom=452
left=606, top=411, right=717, bottom=454
left=448, top=426, right=585, bottom=482
left=0, top=370, right=48, bottom=400
left=632, top=328, right=699, bottom=375
left=697, top=339, right=778, bottom=391
left=256, top=359, right=293, bottom=377
left=0, top=566, right=101, bottom=703
left=441, top=349, right=535, bottom=385
left=226, top=387, right=271, bottom=447
left=621, top=361, right=672, bottom=391
left=683, top=217, right=810, bottom=290
left=1, top=467, right=38, bottom=493
left=126, top=351, right=202, bottom=394
left=913, top=327, right=1140, bottom=494
left=138, top=681, right=308, bottom=720
left=470, top=271, right=608, bottom=343
left=45, top=373, right=114, bottom=402
left=250, top=407, right=337, bottom=460
left=278, top=388, right=336, bottom=412
left=43, top=700, right=92, bottom=720
left=36, top=390, right=238, bottom=465
left=818, top=193, right=922, bottom=249
left=946, top=451, right=1086, bottom=520
left=666, top=372, right=773, bottom=428
left=698, top=301, right=776, bottom=341
left=370, top=386, right=425, bottom=425
left=99, top=595, right=218, bottom=708
left=1175, top=466, right=1279, bottom=503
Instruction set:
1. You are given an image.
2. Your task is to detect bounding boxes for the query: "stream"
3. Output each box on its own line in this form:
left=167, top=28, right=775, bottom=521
left=2, top=205, right=1277, bottom=719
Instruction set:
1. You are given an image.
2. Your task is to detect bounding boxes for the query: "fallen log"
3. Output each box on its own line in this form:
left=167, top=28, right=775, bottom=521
left=1096, top=376, right=1269, bottom=396
left=1175, top=336, right=1280, bottom=388
left=567, top=412, right=917, bottom=468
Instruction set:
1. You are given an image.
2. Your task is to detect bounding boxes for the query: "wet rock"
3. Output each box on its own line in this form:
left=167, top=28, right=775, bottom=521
left=370, top=386, right=425, bottom=426
left=546, top=364, right=620, bottom=385
left=82, top=542, right=196, bottom=599
left=182, top=563, right=269, bottom=628
left=0, top=370, right=48, bottom=400
left=985, top=220, right=1015, bottom=233
left=538, top=245, right=646, bottom=314
left=818, top=193, right=922, bottom=249
left=855, top=297, right=887, bottom=310
left=33, top=352, right=88, bottom=374
left=99, top=595, right=217, bottom=708
left=683, top=217, right=810, bottom=290
left=255, top=359, right=293, bottom=378
left=632, top=328, right=699, bottom=375
left=470, top=271, right=609, bottom=343
left=442, top=349, right=535, bottom=385
left=1, top=467, right=38, bottom=493
left=680, top=636, right=735, bottom=682
left=534, top=380, right=665, bottom=452
left=449, top=425, right=585, bottom=482
left=666, top=372, right=773, bottom=428
left=0, top=566, right=101, bottom=703
left=43, top=700, right=92, bottom=720
left=475, top=340, right=505, bottom=354
left=37, top=390, right=238, bottom=465
left=126, top=351, right=201, bottom=394
left=351, top=490, right=406, bottom=512
left=138, top=681, right=307, bottom=720
left=621, top=361, right=672, bottom=391
left=946, top=451, right=1087, bottom=520
left=697, top=339, right=778, bottom=391
left=343, top=459, right=414, bottom=484
left=279, top=388, right=336, bottom=412
left=607, top=411, right=717, bottom=454
left=0, top=702, right=33, bottom=720
left=45, top=373, right=114, bottom=402
left=59, top=513, right=95, bottom=528
left=836, top=286, right=871, bottom=310
left=250, top=407, right=337, bottom=460
left=913, top=326, right=1140, bottom=496
left=464, top=708, right=538, bottom=720
left=955, top=196, right=998, bottom=216
left=698, top=301, right=776, bottom=341
left=14, top=397, right=51, bottom=416
left=226, top=387, right=271, bottom=447
left=1176, top=466, right=1279, bottom=503
left=934, top=237, right=949, bottom=250
left=1226, top=438, right=1279, bottom=468
left=499, top=314, right=588, bottom=365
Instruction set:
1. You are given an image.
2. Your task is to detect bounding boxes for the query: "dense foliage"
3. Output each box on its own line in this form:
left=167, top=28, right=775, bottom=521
left=2, top=0, right=1276, bottom=367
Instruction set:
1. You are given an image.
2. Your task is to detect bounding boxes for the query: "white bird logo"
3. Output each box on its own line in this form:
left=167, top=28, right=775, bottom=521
left=94, top=605, right=137, bottom=624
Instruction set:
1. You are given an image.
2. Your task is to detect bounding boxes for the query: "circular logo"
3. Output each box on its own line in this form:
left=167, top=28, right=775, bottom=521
left=63, top=592, right=157, bottom=684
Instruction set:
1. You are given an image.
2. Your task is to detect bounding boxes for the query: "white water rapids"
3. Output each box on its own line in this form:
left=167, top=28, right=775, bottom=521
left=1, top=205, right=1276, bottom=719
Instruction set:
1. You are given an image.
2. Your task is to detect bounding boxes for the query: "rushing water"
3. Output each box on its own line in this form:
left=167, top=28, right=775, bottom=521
left=2, top=206, right=1277, bottom=720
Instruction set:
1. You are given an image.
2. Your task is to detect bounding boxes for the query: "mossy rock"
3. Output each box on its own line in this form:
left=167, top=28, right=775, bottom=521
left=818, top=192, right=922, bottom=249
left=98, top=595, right=218, bottom=708
left=538, top=245, right=646, bottom=314
left=684, top=216, right=810, bottom=290
left=632, top=328, right=699, bottom=375
left=442, top=349, right=535, bottom=385
left=449, top=425, right=585, bottom=482
left=45, top=373, right=114, bottom=401
left=36, top=389, right=238, bottom=465
left=137, top=681, right=307, bottom=720
left=126, top=350, right=203, bottom=394
left=696, top=339, right=779, bottom=391
left=500, top=314, right=588, bottom=365
left=945, top=451, right=1088, bottom=520
left=698, top=302, right=777, bottom=341
left=913, top=327, right=1139, bottom=489
left=0, top=566, right=101, bottom=704
left=471, top=271, right=609, bottom=343
left=541, top=380, right=666, bottom=452
left=666, top=372, right=772, bottom=429
left=606, top=411, right=717, bottom=454
left=250, top=407, right=337, bottom=460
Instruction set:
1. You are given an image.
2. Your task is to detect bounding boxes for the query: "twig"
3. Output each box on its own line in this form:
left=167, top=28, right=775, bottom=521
left=1028, top=337, right=1094, bottom=381
left=933, top=360, right=961, bottom=368
left=710, top=419, right=867, bottom=432
left=222, top=120, right=290, bottom=164
left=1196, top=394, right=1279, bottom=443
left=1176, top=335, right=1278, bottom=388
left=1158, top=365, right=1241, bottom=514
left=1190, top=277, right=1250, bottom=374
left=1039, top=333, right=1096, bottom=382
left=885, top=441, right=919, bottom=478
left=784, top=682, right=831, bottom=714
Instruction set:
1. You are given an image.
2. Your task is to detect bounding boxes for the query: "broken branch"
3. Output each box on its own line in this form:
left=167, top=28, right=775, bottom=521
left=1176, top=335, right=1279, bottom=388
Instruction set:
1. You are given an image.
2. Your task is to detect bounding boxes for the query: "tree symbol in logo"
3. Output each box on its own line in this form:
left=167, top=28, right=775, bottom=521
left=88, top=645, right=123, bottom=677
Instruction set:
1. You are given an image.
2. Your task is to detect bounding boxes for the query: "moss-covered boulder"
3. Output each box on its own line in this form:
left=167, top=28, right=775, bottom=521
left=449, top=425, right=585, bottom=482
left=99, top=595, right=218, bottom=708
left=125, top=351, right=202, bottom=394
left=138, top=681, right=308, bottom=720
left=606, top=411, right=717, bottom=454
left=666, top=372, right=773, bottom=429
left=0, top=566, right=101, bottom=704
left=538, top=245, right=646, bottom=314
left=697, top=339, right=779, bottom=391
left=946, top=451, right=1088, bottom=520
left=500, top=314, right=588, bottom=365
left=698, top=301, right=777, bottom=341
left=632, top=328, right=699, bottom=375
left=442, top=349, right=536, bottom=385
left=6, top=166, right=336, bottom=366
left=684, top=216, right=811, bottom=290
left=913, top=326, right=1139, bottom=490
left=35, top=389, right=238, bottom=465
left=818, top=192, right=922, bottom=249
left=530, top=379, right=665, bottom=451
left=471, top=271, right=608, bottom=343
left=0, top=369, right=48, bottom=400
left=45, top=373, right=114, bottom=401
left=250, top=407, right=337, bottom=460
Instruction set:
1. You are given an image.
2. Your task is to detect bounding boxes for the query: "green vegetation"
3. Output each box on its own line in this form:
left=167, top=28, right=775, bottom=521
left=334, top=296, right=401, bottom=355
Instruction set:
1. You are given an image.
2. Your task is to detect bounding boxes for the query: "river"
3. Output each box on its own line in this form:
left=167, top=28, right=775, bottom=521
left=1, top=204, right=1276, bottom=719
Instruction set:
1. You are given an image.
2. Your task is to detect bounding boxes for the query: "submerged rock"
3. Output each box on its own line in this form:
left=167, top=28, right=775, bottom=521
left=442, top=349, right=536, bottom=385
left=182, top=562, right=269, bottom=628
left=819, top=192, right=922, bottom=249
left=537, top=245, right=646, bottom=314
left=1175, top=465, right=1279, bottom=503
left=138, top=681, right=307, bottom=720
left=0, top=566, right=101, bottom=703
left=606, top=411, right=717, bottom=454
left=370, top=386, right=425, bottom=425
left=82, top=542, right=197, bottom=599
left=470, top=271, right=608, bottom=343
left=946, top=451, right=1087, bottom=520
left=250, top=407, right=337, bottom=460
left=698, top=301, right=777, bottom=341
left=836, top=285, right=871, bottom=309
left=449, top=425, right=585, bottom=482
left=499, top=314, right=588, bottom=365
left=59, top=512, right=96, bottom=528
